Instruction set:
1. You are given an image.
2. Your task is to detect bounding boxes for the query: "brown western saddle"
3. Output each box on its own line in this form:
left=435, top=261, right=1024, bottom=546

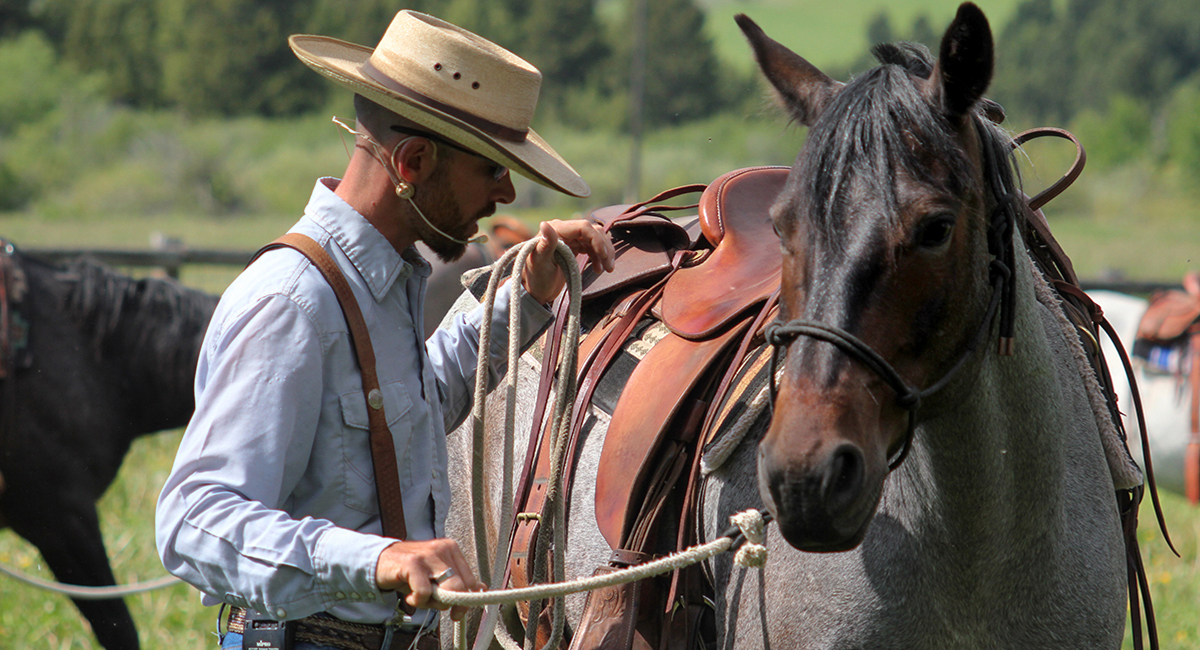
left=1134, top=271, right=1200, bottom=505
left=494, top=166, right=787, bottom=650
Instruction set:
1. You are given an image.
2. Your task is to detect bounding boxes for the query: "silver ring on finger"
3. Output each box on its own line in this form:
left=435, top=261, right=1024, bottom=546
left=432, top=567, right=455, bottom=583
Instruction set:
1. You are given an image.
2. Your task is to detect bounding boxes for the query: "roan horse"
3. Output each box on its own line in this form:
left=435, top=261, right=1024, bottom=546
left=0, top=242, right=218, bottom=650
left=447, top=4, right=1151, bottom=649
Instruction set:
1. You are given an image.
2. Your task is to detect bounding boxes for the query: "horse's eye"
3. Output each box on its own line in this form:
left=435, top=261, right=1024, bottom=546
left=915, top=215, right=954, bottom=249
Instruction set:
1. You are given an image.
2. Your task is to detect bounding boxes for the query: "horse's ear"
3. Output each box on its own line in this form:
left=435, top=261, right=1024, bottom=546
left=736, top=13, right=843, bottom=127
left=926, top=2, right=994, bottom=123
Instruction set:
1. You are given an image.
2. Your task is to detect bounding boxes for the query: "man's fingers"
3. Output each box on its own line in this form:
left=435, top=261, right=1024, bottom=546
left=405, top=573, right=434, bottom=609
left=544, top=219, right=614, bottom=273
left=519, top=218, right=615, bottom=303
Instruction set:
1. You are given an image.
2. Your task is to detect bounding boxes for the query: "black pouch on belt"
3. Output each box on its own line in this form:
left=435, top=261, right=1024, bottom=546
left=242, top=611, right=296, bottom=650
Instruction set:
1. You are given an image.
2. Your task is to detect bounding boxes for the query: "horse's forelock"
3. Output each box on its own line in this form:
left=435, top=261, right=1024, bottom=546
left=794, top=61, right=971, bottom=249
left=871, top=41, right=935, bottom=79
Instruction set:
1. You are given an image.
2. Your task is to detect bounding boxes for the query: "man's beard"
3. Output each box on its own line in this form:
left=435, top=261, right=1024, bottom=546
left=411, top=166, right=493, bottom=263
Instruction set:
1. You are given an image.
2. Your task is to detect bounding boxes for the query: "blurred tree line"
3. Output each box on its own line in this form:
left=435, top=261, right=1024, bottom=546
left=990, top=0, right=1200, bottom=180
left=5, top=0, right=1200, bottom=217
left=0, top=0, right=745, bottom=128
left=991, top=0, right=1200, bottom=124
left=856, top=0, right=1200, bottom=183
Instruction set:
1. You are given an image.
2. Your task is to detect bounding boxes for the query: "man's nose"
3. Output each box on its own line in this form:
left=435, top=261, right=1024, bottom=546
left=493, top=173, right=516, bottom=204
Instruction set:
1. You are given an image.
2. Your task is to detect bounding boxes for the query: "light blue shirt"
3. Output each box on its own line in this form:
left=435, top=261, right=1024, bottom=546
left=155, top=178, right=551, bottom=625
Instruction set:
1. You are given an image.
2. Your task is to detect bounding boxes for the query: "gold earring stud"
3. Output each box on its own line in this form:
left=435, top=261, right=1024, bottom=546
left=395, top=181, right=415, bottom=200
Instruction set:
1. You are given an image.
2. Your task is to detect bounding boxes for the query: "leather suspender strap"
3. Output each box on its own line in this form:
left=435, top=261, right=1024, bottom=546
left=250, top=233, right=408, bottom=541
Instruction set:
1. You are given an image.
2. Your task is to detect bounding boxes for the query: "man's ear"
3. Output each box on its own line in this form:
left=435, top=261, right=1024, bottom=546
left=392, top=137, right=440, bottom=184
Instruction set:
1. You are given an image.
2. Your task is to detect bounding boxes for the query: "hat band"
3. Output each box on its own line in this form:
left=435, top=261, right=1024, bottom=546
left=362, top=61, right=529, bottom=144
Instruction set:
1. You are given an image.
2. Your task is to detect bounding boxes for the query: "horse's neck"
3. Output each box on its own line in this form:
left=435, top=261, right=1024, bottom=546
left=85, top=271, right=216, bottom=435
left=896, top=245, right=1115, bottom=545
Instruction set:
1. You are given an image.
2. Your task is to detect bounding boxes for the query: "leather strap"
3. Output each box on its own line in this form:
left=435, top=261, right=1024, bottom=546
left=1189, top=329, right=1200, bottom=505
left=1012, top=129, right=1083, bottom=286
left=250, top=234, right=408, bottom=541
left=509, top=275, right=670, bottom=590
left=1013, top=128, right=1086, bottom=213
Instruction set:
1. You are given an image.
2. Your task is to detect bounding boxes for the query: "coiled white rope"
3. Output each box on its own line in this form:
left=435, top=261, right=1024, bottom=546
left=467, top=236, right=581, bottom=650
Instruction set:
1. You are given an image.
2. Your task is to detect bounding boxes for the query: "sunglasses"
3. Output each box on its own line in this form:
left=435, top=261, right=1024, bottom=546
left=389, top=125, right=510, bottom=183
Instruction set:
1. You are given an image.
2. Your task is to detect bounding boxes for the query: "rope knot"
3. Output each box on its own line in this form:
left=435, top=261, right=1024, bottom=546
left=895, top=391, right=921, bottom=411
left=763, top=321, right=789, bottom=346
left=730, top=509, right=768, bottom=569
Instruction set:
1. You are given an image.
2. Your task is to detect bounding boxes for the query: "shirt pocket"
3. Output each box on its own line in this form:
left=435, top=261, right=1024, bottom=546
left=338, top=380, right=414, bottom=514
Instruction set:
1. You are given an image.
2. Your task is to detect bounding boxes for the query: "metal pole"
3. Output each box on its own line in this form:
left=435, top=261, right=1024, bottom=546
left=625, top=0, right=648, bottom=203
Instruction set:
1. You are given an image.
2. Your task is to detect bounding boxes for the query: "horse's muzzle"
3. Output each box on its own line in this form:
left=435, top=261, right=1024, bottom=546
left=757, top=437, right=880, bottom=552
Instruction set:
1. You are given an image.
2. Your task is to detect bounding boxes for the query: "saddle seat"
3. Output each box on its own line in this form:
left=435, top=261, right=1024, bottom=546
left=578, top=166, right=788, bottom=339
left=661, top=166, right=788, bottom=339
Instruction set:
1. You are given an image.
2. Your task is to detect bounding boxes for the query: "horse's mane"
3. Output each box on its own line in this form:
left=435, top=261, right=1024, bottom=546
left=797, top=41, right=1019, bottom=247
left=64, top=257, right=218, bottom=387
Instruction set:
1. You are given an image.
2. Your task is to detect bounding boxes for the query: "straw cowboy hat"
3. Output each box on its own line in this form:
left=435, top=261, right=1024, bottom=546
left=290, top=10, right=590, bottom=198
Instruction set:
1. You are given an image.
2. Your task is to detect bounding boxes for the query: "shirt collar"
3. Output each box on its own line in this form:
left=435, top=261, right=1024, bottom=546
left=303, top=178, right=431, bottom=301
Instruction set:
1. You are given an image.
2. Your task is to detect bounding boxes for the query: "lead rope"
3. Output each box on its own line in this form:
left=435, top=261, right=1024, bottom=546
left=440, top=510, right=772, bottom=650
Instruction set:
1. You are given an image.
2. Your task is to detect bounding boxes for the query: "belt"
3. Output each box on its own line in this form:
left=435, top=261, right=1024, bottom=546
left=228, top=607, right=439, bottom=650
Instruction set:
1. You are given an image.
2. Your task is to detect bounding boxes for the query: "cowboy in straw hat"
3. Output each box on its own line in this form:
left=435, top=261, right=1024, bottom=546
left=156, top=10, right=614, bottom=650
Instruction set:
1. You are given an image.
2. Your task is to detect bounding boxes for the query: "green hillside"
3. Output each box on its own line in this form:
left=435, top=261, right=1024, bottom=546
left=701, top=0, right=1023, bottom=70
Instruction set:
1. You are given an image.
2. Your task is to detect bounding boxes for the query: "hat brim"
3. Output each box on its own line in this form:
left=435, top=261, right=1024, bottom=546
left=290, top=34, right=590, bottom=198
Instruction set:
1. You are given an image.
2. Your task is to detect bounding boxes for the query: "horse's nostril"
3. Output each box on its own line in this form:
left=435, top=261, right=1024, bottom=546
left=825, top=444, right=864, bottom=511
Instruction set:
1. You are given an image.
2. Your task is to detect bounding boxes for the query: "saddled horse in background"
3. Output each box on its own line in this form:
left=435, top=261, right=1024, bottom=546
left=1091, top=279, right=1200, bottom=504
left=0, top=241, right=219, bottom=650
left=447, top=4, right=1151, bottom=649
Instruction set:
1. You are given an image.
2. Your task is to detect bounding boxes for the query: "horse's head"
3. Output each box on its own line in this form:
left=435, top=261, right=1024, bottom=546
left=741, top=3, right=1011, bottom=551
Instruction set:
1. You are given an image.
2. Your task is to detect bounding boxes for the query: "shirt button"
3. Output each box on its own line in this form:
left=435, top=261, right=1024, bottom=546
left=368, top=389, right=384, bottom=410
left=275, top=608, right=287, bottom=618
left=335, top=592, right=346, bottom=599
left=364, top=592, right=375, bottom=600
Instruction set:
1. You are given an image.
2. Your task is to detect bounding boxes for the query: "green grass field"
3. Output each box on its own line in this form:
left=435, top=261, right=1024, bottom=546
left=702, top=0, right=1023, bottom=71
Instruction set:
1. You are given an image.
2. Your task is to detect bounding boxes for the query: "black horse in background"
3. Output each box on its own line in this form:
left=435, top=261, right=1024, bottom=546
left=0, top=242, right=219, bottom=650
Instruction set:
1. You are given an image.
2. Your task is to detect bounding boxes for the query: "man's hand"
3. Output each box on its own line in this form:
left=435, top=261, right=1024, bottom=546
left=521, top=219, right=615, bottom=305
left=375, top=538, right=484, bottom=621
